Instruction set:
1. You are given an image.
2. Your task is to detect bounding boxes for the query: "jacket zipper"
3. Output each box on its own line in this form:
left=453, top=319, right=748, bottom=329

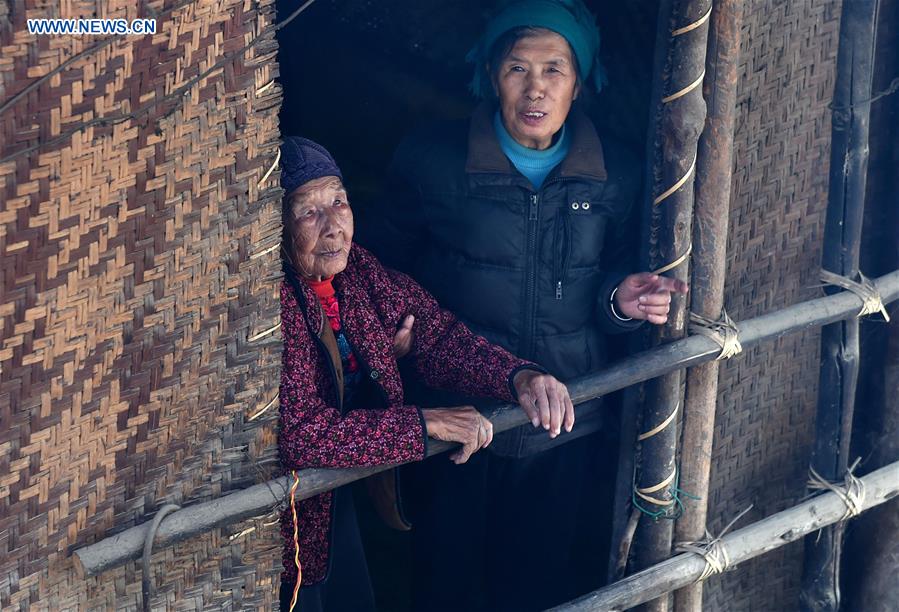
left=523, top=193, right=540, bottom=357
left=521, top=177, right=571, bottom=355
left=553, top=208, right=571, bottom=300
left=553, top=209, right=562, bottom=299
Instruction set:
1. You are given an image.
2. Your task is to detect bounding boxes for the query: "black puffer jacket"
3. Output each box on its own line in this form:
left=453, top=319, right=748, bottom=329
left=365, top=103, right=642, bottom=456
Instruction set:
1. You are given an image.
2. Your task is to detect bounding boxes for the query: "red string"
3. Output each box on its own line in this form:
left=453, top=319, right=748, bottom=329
left=288, top=470, right=302, bottom=611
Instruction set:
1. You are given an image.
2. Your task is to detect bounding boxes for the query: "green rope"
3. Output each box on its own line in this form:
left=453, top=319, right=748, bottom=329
left=632, top=471, right=701, bottom=521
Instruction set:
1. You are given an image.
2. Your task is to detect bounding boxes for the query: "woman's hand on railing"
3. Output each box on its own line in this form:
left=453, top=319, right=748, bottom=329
left=512, top=370, right=574, bottom=438
left=422, top=406, right=493, bottom=464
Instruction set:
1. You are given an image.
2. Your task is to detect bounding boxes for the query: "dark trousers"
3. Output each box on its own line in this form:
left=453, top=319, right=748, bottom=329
left=280, top=486, right=376, bottom=612
left=402, top=432, right=615, bottom=612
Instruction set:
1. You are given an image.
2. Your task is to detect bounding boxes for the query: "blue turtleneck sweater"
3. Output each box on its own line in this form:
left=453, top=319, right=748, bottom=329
left=494, top=112, right=571, bottom=189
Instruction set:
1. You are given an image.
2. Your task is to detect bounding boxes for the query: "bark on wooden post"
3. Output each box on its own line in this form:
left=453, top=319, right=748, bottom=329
left=800, top=1, right=880, bottom=610
left=672, top=1, right=742, bottom=610
left=632, top=2, right=711, bottom=609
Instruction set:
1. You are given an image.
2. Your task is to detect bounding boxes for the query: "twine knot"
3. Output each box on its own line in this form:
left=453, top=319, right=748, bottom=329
left=820, top=269, right=890, bottom=322
left=690, top=309, right=742, bottom=360
left=632, top=404, right=688, bottom=520
left=674, top=505, right=753, bottom=583
left=807, top=458, right=866, bottom=521
left=675, top=534, right=730, bottom=582
left=635, top=466, right=679, bottom=508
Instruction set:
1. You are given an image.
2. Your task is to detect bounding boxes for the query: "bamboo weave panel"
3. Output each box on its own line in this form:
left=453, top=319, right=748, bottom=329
left=703, top=1, right=842, bottom=609
left=0, top=0, right=284, bottom=608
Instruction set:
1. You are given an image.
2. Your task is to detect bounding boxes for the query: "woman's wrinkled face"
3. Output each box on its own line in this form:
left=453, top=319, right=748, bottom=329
left=286, top=176, right=354, bottom=280
left=492, top=30, right=579, bottom=150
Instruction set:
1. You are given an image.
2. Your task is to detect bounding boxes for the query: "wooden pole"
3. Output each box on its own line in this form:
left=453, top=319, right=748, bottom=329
left=632, top=0, right=678, bottom=595
left=801, top=1, right=880, bottom=610
left=672, top=1, right=742, bottom=609
left=843, top=2, right=899, bottom=605
left=633, top=3, right=710, bottom=609
left=549, top=460, right=899, bottom=612
left=847, top=311, right=899, bottom=608
left=72, top=269, right=899, bottom=578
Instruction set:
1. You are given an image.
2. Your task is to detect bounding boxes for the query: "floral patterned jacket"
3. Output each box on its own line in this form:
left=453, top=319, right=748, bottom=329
left=279, top=244, right=535, bottom=585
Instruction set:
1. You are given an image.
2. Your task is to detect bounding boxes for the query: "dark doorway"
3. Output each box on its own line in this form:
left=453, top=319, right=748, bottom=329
left=274, top=2, right=660, bottom=609
left=276, top=0, right=659, bottom=235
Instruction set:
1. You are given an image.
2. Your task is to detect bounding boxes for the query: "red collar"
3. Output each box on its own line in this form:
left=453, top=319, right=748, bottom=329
left=306, top=276, right=335, bottom=300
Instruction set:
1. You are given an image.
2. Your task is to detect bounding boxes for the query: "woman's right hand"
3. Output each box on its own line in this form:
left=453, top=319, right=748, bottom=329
left=422, top=407, right=493, bottom=464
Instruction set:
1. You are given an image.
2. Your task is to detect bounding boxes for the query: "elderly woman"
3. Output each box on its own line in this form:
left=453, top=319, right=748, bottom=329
left=366, top=1, right=689, bottom=609
left=276, top=137, right=572, bottom=612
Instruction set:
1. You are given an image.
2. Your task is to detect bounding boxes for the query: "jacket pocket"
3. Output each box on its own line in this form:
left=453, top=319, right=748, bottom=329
left=564, top=198, right=608, bottom=270
left=553, top=208, right=572, bottom=300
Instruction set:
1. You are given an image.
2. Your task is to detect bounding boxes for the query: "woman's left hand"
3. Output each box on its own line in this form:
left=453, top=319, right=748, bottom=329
left=392, top=315, right=415, bottom=358
left=512, top=370, right=574, bottom=438
left=614, top=273, right=689, bottom=325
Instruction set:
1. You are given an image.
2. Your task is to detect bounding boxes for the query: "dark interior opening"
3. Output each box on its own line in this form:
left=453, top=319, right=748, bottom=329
left=276, top=0, right=660, bottom=237
left=274, top=2, right=661, bottom=609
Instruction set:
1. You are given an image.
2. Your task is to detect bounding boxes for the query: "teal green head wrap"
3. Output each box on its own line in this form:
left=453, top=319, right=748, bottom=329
left=466, top=0, right=607, bottom=98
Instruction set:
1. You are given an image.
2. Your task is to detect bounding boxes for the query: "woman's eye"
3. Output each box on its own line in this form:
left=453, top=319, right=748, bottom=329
left=333, top=198, right=343, bottom=207
left=510, top=65, right=525, bottom=73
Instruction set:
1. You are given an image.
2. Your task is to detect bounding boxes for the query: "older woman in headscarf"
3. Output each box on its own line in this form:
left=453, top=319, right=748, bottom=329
left=276, top=136, right=572, bottom=612
left=366, top=1, right=689, bottom=609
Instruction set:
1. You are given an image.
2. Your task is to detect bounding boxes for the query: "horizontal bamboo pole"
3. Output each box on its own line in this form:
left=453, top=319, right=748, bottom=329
left=549, top=460, right=899, bottom=612
left=73, top=269, right=899, bottom=577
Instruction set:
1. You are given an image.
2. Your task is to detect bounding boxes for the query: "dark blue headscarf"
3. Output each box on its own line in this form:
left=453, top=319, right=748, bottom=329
left=280, top=136, right=343, bottom=197
left=466, top=0, right=606, bottom=98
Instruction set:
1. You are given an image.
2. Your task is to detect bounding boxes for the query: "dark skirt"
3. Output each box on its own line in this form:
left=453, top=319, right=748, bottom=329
left=401, top=431, right=615, bottom=612
left=280, top=486, right=376, bottom=612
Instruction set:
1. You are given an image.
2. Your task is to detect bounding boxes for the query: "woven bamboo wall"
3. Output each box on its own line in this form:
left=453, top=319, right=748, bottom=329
left=703, top=1, right=842, bottom=609
left=0, top=0, right=285, bottom=609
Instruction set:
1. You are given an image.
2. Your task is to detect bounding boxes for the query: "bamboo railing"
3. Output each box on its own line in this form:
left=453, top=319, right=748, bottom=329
left=73, top=269, right=899, bottom=580
left=550, top=460, right=899, bottom=612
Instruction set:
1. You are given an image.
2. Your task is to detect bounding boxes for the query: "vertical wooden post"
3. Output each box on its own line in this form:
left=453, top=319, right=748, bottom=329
left=843, top=2, right=899, bottom=606
left=800, top=1, right=879, bottom=610
left=845, top=316, right=899, bottom=608
left=632, top=2, right=711, bottom=610
left=671, top=1, right=742, bottom=610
